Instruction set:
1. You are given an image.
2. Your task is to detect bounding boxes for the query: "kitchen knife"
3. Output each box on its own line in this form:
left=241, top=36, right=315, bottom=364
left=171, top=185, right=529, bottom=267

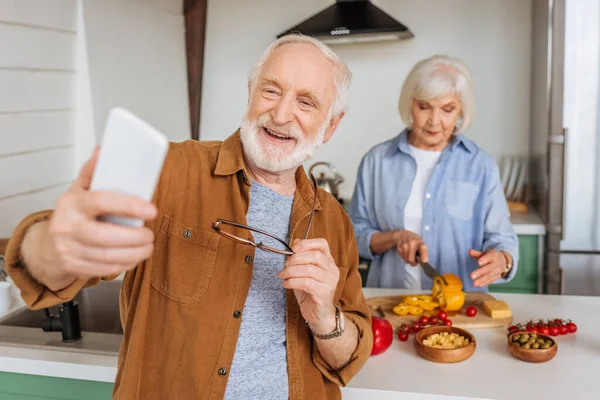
left=416, top=252, right=448, bottom=285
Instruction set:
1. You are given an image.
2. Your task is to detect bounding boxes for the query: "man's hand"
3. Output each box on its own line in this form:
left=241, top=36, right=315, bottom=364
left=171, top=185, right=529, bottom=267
left=469, top=249, right=509, bottom=287
left=278, top=238, right=339, bottom=334
left=22, top=147, right=158, bottom=290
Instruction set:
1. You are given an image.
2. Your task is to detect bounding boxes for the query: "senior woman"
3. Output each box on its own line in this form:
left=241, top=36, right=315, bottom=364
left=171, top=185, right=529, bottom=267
left=348, top=55, right=518, bottom=292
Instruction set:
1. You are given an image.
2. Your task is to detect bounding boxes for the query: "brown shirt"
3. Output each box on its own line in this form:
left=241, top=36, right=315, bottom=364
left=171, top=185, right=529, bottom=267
left=5, top=131, right=373, bottom=399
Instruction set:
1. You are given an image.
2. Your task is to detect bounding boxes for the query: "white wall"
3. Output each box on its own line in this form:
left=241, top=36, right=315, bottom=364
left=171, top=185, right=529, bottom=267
left=0, top=0, right=78, bottom=237
left=0, top=0, right=189, bottom=238
left=76, top=0, right=189, bottom=169
left=201, top=0, right=533, bottom=200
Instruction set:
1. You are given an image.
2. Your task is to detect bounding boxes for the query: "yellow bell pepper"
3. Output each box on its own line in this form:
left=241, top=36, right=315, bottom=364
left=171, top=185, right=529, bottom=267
left=432, top=273, right=465, bottom=311
left=392, top=304, right=410, bottom=316
left=392, top=304, right=424, bottom=316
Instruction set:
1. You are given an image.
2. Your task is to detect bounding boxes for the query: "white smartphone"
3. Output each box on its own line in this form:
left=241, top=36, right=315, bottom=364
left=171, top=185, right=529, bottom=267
left=89, top=107, right=169, bottom=227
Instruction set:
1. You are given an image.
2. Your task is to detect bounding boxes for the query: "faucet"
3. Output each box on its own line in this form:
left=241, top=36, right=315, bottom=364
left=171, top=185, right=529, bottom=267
left=1, top=254, right=81, bottom=342
left=42, top=301, right=82, bottom=342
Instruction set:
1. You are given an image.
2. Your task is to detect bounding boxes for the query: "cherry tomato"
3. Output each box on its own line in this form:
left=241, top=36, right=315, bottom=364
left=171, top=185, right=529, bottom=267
left=549, top=326, right=559, bottom=336
left=508, top=325, right=519, bottom=333
left=559, top=325, right=568, bottom=335
left=411, top=324, right=422, bottom=333
left=418, top=316, right=429, bottom=325
left=398, top=330, right=409, bottom=342
left=465, top=306, right=477, bottom=317
left=438, top=311, right=448, bottom=320
left=567, top=322, right=577, bottom=333
left=526, top=326, right=538, bottom=334
left=430, top=316, right=439, bottom=324
left=539, top=327, right=550, bottom=335
left=445, top=320, right=452, bottom=326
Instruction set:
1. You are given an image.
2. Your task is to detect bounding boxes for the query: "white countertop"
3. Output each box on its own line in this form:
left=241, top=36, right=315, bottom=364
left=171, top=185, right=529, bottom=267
left=342, top=288, right=597, bottom=400
left=509, top=210, right=545, bottom=235
left=2, top=287, right=596, bottom=399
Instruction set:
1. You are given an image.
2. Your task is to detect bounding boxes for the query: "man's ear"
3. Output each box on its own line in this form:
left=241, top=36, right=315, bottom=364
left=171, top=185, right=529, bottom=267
left=323, top=112, right=345, bottom=144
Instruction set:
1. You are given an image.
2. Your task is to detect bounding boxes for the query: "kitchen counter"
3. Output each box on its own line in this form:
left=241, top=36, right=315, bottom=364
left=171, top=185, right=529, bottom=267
left=1, top=288, right=595, bottom=399
left=343, top=288, right=596, bottom=399
left=509, top=209, right=545, bottom=235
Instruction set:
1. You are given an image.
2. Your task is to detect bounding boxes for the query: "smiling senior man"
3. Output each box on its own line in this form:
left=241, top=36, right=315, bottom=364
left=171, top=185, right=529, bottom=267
left=4, top=34, right=373, bottom=399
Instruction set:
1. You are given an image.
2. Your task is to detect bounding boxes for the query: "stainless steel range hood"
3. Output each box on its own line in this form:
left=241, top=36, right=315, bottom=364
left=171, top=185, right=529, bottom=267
left=276, top=0, right=414, bottom=45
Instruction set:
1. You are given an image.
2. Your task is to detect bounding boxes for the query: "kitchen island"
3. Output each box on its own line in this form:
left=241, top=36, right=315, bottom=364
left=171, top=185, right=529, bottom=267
left=0, top=288, right=596, bottom=399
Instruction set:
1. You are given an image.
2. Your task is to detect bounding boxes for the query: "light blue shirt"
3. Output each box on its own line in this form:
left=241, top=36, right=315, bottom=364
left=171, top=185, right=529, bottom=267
left=348, top=129, right=519, bottom=292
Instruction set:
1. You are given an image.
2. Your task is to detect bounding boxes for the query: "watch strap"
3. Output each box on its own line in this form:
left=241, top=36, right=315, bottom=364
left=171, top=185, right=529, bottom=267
left=306, top=305, right=345, bottom=340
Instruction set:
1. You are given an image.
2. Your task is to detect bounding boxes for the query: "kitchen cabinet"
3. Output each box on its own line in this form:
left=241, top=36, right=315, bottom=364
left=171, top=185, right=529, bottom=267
left=0, top=372, right=112, bottom=399
left=489, top=235, right=539, bottom=294
left=359, top=234, right=541, bottom=294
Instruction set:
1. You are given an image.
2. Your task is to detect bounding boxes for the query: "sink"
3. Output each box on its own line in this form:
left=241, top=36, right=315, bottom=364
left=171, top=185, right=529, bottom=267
left=0, top=280, right=123, bottom=355
left=0, top=280, right=123, bottom=334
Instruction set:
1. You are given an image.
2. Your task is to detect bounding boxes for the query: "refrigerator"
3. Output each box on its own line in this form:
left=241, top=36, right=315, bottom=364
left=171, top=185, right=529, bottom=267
left=530, top=0, right=600, bottom=295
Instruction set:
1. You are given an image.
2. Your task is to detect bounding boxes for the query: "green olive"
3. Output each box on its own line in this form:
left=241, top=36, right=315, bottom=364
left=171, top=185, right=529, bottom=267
left=532, top=343, right=540, bottom=349
left=537, top=338, right=546, bottom=345
left=512, top=334, right=521, bottom=342
left=519, top=336, right=529, bottom=344
left=542, top=343, right=551, bottom=349
left=523, top=343, right=531, bottom=349
left=530, top=333, right=537, bottom=339
left=546, top=340, right=553, bottom=346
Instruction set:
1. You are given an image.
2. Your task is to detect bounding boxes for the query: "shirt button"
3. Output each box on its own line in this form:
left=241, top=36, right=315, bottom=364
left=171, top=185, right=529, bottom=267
left=244, top=255, right=253, bottom=264
left=218, top=368, right=227, bottom=376
left=425, top=193, right=431, bottom=199
left=183, top=229, right=192, bottom=239
left=424, top=226, right=430, bottom=231
left=233, top=310, right=241, bottom=318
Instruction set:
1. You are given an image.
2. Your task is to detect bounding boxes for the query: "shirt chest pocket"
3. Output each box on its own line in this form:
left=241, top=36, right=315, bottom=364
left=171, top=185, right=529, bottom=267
left=445, top=180, right=480, bottom=221
left=150, top=215, right=220, bottom=304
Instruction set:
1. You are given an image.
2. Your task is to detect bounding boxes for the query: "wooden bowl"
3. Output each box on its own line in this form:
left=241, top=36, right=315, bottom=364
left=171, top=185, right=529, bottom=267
left=414, top=326, right=476, bottom=363
left=507, top=332, right=557, bottom=363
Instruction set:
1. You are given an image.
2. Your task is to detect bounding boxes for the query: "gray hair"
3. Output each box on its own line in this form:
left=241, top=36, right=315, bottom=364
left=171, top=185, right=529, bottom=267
left=249, top=34, right=352, bottom=117
left=398, top=55, right=476, bottom=133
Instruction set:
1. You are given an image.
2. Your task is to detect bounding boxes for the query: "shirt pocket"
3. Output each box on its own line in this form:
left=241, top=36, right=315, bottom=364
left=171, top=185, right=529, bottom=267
left=334, top=266, right=349, bottom=303
left=150, top=215, right=220, bottom=304
left=445, top=180, right=480, bottom=221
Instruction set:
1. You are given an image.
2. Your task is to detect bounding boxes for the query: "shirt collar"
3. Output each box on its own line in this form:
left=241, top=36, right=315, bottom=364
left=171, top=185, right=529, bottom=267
left=214, top=129, right=321, bottom=210
left=385, top=128, right=475, bottom=157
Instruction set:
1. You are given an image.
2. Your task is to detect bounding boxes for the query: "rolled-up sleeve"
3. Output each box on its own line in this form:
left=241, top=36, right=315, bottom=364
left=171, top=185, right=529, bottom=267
left=5, top=210, right=105, bottom=310
left=482, top=164, right=520, bottom=283
left=348, top=155, right=380, bottom=260
left=312, top=221, right=373, bottom=386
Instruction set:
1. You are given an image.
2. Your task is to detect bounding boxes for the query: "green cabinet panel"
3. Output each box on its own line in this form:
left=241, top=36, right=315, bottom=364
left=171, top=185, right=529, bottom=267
left=489, top=235, right=539, bottom=294
left=0, top=372, right=113, bottom=400
left=360, top=235, right=540, bottom=294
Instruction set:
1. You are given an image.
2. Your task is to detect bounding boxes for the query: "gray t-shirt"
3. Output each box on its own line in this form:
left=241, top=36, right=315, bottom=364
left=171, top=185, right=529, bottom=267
left=224, top=181, right=294, bottom=400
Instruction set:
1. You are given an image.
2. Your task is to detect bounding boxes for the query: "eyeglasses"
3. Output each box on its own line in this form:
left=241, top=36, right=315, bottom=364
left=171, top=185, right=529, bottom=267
left=212, top=174, right=317, bottom=256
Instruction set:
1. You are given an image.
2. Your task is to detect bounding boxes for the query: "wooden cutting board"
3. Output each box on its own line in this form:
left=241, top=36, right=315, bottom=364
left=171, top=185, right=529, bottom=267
left=367, top=292, right=512, bottom=330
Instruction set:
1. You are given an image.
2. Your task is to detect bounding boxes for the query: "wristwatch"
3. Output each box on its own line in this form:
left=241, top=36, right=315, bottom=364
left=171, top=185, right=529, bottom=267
left=306, top=305, right=345, bottom=340
left=501, top=252, right=513, bottom=278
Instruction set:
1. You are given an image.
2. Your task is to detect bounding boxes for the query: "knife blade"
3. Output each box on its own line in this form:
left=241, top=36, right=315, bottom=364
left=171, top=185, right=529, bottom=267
left=416, top=252, right=448, bottom=285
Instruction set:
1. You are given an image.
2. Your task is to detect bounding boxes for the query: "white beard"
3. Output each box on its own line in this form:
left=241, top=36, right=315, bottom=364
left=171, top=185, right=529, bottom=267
left=240, top=113, right=328, bottom=173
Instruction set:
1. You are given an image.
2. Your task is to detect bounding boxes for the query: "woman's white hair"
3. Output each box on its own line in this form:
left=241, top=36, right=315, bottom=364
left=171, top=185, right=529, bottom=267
left=398, top=55, right=476, bottom=134
left=248, top=34, right=352, bottom=117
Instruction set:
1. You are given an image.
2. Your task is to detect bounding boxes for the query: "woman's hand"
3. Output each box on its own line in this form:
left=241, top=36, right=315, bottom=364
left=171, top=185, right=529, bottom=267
left=469, top=249, right=509, bottom=287
left=394, top=230, right=429, bottom=266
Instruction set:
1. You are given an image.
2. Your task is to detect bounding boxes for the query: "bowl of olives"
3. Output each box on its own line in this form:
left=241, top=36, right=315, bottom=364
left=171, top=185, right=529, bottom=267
left=507, top=332, right=557, bottom=363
